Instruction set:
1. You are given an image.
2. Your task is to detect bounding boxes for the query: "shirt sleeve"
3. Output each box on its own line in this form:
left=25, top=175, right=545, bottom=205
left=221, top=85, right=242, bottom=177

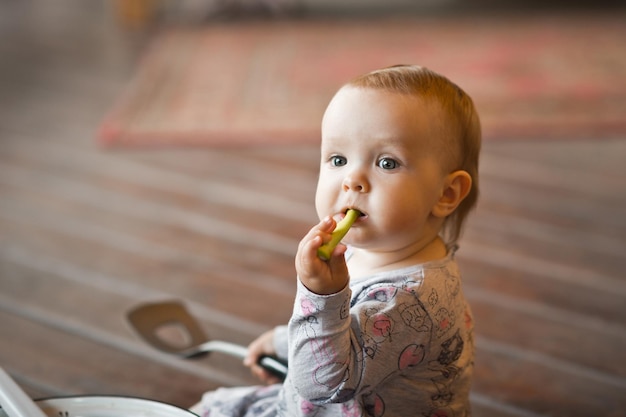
left=288, top=277, right=434, bottom=405
left=272, top=324, right=289, bottom=362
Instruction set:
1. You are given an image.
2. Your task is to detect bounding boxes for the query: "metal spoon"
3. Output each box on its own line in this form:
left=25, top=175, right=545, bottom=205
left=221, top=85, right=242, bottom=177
left=126, top=300, right=288, bottom=380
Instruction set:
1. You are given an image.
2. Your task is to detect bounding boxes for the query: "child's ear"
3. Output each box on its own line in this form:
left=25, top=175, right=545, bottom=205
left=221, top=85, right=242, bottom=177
left=432, top=170, right=472, bottom=218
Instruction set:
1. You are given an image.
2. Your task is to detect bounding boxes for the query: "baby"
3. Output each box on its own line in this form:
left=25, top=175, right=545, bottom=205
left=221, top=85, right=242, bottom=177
left=195, top=64, right=481, bottom=417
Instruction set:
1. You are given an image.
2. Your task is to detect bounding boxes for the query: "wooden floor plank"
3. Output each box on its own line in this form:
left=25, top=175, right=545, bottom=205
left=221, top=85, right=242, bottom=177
left=465, top=210, right=625, bottom=277
left=0, top=176, right=299, bottom=289
left=468, top=287, right=626, bottom=377
left=459, top=254, right=626, bottom=326
left=0, top=217, right=294, bottom=330
left=473, top=344, right=626, bottom=416
left=0, top=135, right=318, bottom=221
left=0, top=311, right=219, bottom=407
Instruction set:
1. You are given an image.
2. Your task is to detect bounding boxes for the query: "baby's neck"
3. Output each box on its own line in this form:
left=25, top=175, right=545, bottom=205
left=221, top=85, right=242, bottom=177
left=348, top=236, right=448, bottom=279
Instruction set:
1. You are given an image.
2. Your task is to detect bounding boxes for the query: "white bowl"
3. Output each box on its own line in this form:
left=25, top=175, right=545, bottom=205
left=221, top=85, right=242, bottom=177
left=0, top=396, right=198, bottom=417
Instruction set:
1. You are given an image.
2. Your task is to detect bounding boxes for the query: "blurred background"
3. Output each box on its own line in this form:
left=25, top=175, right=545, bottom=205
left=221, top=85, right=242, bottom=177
left=1, top=1, right=625, bottom=416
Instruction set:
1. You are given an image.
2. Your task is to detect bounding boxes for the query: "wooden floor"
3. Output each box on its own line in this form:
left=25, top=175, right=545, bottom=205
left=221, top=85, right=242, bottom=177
left=1, top=2, right=625, bottom=416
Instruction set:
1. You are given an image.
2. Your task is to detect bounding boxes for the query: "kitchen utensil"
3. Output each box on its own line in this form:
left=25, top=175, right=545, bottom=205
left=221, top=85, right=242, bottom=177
left=126, top=300, right=287, bottom=380
left=0, top=367, right=47, bottom=417
left=0, top=395, right=198, bottom=417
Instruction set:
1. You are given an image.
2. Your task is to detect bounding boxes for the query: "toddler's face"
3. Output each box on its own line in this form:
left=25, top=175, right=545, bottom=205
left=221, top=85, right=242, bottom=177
left=315, top=86, right=450, bottom=254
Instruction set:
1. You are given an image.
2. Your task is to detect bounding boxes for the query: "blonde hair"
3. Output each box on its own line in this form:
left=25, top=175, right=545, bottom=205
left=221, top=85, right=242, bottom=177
left=347, top=65, right=481, bottom=245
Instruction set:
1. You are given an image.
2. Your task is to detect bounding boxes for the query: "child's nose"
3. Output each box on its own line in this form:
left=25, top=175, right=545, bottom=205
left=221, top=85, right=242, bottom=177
left=342, top=172, right=369, bottom=193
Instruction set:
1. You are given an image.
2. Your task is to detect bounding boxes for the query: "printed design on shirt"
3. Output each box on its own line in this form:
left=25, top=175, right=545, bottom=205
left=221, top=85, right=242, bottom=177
left=204, top=385, right=281, bottom=417
left=301, top=296, right=321, bottom=316
left=359, top=290, right=434, bottom=413
left=363, top=392, right=385, bottom=417
left=367, top=308, right=394, bottom=341
left=295, top=297, right=330, bottom=363
left=292, top=270, right=469, bottom=416
left=313, top=361, right=352, bottom=391
left=398, top=297, right=433, bottom=334
left=437, top=330, right=464, bottom=366
left=341, top=399, right=362, bottom=417
left=352, top=277, right=418, bottom=306
left=428, top=330, right=464, bottom=412
left=359, top=285, right=399, bottom=360
left=359, top=280, right=434, bottom=368
left=396, top=298, right=432, bottom=370
left=362, top=308, right=388, bottom=360
left=300, top=399, right=316, bottom=414
left=398, top=343, right=426, bottom=370
left=366, top=286, right=398, bottom=303
left=428, top=288, right=439, bottom=307
left=434, top=308, right=455, bottom=338
left=299, top=397, right=326, bottom=416
left=295, top=295, right=352, bottom=391
left=422, top=407, right=455, bottom=417
left=444, top=271, right=461, bottom=299
left=398, top=299, right=433, bottom=370
left=340, top=295, right=350, bottom=319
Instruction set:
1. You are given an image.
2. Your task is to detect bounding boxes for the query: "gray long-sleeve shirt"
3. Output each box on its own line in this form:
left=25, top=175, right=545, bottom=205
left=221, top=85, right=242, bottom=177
left=197, top=250, right=474, bottom=417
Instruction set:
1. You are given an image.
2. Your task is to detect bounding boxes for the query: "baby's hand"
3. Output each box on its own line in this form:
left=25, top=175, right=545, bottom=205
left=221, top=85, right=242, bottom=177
left=295, top=216, right=350, bottom=295
left=244, top=329, right=282, bottom=385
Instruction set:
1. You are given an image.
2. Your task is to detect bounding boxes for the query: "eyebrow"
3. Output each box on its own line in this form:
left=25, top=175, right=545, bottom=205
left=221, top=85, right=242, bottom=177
left=375, top=136, right=414, bottom=153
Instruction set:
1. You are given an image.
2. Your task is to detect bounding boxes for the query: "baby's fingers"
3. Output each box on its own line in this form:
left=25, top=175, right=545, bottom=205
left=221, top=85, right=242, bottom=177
left=296, top=234, right=323, bottom=271
left=297, top=218, right=334, bottom=255
left=248, top=362, right=282, bottom=385
left=318, top=209, right=360, bottom=261
left=313, top=216, right=336, bottom=236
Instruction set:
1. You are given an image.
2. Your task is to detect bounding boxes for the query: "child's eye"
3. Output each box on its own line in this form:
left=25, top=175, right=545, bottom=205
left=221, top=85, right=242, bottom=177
left=330, top=155, right=347, bottom=167
left=378, top=157, right=399, bottom=170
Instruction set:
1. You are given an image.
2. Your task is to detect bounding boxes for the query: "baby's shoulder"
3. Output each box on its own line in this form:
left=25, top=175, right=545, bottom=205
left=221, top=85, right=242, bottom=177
left=350, top=259, right=462, bottom=307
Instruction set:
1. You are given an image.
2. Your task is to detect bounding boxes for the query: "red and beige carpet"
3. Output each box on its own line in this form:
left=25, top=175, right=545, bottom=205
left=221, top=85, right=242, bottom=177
left=98, top=13, right=626, bottom=147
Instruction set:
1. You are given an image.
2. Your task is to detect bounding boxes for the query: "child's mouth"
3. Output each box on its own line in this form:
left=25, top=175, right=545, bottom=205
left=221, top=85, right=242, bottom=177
left=343, top=208, right=366, bottom=220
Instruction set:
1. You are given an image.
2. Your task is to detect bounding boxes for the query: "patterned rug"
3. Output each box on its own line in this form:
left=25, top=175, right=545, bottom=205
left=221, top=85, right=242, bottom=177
left=98, top=13, right=626, bottom=147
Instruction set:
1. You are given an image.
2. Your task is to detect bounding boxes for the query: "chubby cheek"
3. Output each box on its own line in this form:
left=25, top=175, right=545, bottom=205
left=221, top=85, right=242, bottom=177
left=368, top=196, right=433, bottom=244
left=380, top=204, right=424, bottom=236
left=314, top=174, right=338, bottom=219
left=314, top=195, right=328, bottom=221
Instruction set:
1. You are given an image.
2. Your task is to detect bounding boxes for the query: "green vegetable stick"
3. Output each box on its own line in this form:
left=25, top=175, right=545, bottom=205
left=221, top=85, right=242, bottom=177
left=317, top=209, right=361, bottom=261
